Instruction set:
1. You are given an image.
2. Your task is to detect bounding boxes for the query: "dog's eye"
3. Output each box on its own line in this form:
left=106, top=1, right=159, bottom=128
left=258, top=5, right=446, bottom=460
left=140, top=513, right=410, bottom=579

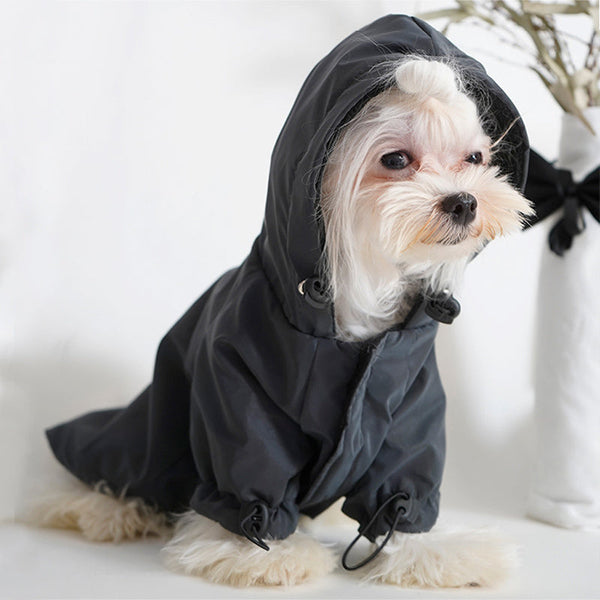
left=381, top=151, right=412, bottom=170
left=465, top=151, right=483, bottom=165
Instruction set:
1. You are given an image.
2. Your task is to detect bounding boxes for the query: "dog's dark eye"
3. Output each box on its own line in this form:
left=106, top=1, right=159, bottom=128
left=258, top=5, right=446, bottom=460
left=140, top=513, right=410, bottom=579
left=381, top=151, right=412, bottom=170
left=465, top=151, right=483, bottom=165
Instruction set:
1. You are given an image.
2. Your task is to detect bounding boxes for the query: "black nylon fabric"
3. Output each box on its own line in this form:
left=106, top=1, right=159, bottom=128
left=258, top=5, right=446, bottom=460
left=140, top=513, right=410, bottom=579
left=46, top=15, right=528, bottom=542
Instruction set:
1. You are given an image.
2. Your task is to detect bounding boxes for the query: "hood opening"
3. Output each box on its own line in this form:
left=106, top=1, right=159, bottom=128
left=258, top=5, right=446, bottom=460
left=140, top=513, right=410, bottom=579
left=256, top=15, right=529, bottom=339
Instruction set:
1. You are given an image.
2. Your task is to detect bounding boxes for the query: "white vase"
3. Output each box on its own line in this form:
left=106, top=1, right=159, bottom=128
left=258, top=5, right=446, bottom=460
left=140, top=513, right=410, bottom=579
left=527, top=107, right=600, bottom=529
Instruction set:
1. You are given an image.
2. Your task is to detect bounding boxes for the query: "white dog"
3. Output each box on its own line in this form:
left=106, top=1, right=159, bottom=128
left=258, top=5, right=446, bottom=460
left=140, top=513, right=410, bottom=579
left=27, top=17, right=533, bottom=590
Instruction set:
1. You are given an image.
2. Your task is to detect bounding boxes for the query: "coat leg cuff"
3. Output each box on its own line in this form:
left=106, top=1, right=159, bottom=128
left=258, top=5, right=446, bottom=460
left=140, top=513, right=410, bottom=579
left=190, top=484, right=299, bottom=542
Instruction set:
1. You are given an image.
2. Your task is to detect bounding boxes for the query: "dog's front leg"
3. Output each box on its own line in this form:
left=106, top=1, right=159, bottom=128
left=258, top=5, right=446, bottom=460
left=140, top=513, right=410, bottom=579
left=162, top=510, right=336, bottom=587
left=359, top=528, right=518, bottom=588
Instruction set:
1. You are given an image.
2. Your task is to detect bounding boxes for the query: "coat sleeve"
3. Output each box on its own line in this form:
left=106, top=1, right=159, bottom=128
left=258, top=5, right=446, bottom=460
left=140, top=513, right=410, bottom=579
left=341, top=346, right=446, bottom=540
left=187, top=333, right=314, bottom=541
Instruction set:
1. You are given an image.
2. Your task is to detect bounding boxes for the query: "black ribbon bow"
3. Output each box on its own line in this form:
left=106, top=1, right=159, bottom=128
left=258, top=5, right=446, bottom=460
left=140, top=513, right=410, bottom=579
left=524, top=149, right=599, bottom=256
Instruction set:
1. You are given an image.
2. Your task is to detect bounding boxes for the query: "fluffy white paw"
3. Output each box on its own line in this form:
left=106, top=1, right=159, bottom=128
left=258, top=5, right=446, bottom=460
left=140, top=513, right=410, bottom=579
left=23, top=485, right=170, bottom=542
left=162, top=511, right=336, bottom=586
left=362, top=529, right=519, bottom=588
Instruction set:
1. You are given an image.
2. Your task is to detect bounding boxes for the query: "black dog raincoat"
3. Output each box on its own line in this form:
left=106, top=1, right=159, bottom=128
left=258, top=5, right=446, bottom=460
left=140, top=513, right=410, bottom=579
left=47, top=15, right=528, bottom=559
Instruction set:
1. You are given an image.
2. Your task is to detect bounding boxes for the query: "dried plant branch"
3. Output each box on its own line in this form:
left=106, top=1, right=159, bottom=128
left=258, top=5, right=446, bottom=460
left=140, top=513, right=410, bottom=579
left=522, top=1, right=593, bottom=15
left=419, top=0, right=600, bottom=133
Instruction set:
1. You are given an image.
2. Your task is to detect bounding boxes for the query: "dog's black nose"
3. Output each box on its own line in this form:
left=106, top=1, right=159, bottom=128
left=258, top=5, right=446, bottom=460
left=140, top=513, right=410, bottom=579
left=441, top=193, right=477, bottom=226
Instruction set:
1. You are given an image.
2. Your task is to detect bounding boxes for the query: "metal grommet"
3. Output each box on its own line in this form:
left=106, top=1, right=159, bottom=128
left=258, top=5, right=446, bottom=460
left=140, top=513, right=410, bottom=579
left=298, top=279, right=307, bottom=296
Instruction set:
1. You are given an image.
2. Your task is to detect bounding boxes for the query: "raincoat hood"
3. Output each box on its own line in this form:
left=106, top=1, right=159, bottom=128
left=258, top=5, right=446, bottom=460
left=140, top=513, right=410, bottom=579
left=259, top=14, right=528, bottom=338
left=46, top=15, right=529, bottom=558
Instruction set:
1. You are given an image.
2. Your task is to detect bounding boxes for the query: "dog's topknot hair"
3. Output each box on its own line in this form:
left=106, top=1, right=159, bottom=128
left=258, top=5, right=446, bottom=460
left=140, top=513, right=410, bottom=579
left=394, top=59, right=459, bottom=103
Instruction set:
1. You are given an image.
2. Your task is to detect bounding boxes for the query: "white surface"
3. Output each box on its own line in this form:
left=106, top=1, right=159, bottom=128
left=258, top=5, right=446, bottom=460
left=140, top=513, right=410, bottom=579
left=1, top=0, right=598, bottom=598
left=3, top=510, right=600, bottom=599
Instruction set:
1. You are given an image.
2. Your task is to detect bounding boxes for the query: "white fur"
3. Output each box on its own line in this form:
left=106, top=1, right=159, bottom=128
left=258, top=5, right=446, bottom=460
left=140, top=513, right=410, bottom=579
left=28, top=490, right=518, bottom=589
left=395, top=59, right=460, bottom=101
left=162, top=510, right=337, bottom=587
left=321, top=58, right=533, bottom=341
left=30, top=58, right=530, bottom=589
left=23, top=484, right=170, bottom=542
left=362, top=529, right=519, bottom=588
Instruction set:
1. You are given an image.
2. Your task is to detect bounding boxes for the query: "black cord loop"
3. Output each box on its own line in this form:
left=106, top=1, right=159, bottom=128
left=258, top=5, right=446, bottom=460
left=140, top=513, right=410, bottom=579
left=341, top=491, right=413, bottom=571
left=239, top=501, right=270, bottom=551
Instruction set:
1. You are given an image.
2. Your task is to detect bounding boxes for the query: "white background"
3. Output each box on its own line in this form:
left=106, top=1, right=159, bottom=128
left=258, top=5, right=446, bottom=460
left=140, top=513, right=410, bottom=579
left=0, top=1, right=597, bottom=598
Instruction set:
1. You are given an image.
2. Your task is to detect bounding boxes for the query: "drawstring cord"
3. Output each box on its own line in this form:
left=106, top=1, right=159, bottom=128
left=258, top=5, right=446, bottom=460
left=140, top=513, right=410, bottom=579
left=239, top=501, right=270, bottom=551
left=239, top=493, right=413, bottom=561
left=342, top=491, right=413, bottom=571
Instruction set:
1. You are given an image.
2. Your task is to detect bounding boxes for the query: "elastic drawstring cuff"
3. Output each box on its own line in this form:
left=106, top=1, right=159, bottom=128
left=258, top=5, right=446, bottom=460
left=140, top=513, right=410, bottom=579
left=239, top=500, right=270, bottom=551
left=342, top=491, right=414, bottom=570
